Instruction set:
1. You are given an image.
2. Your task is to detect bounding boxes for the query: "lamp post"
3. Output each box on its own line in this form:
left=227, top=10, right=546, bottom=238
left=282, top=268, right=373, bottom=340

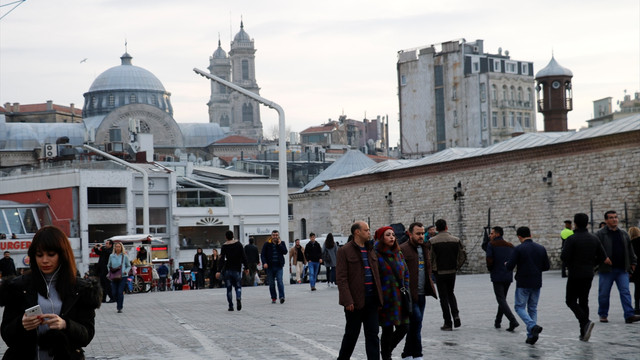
left=193, top=67, right=290, bottom=247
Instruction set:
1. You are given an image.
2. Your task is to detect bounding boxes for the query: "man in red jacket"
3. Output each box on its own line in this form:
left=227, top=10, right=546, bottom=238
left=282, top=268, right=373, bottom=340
left=336, top=221, right=383, bottom=360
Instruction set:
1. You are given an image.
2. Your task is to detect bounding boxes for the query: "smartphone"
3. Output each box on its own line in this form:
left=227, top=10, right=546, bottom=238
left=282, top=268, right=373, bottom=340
left=25, top=305, right=42, bottom=317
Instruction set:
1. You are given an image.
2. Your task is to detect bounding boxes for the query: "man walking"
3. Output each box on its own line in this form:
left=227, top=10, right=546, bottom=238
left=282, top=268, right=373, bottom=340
left=261, top=230, right=288, bottom=304
left=596, top=210, right=640, bottom=324
left=506, top=227, right=550, bottom=345
left=244, top=237, right=260, bottom=286
left=561, top=213, right=607, bottom=341
left=337, top=221, right=383, bottom=360
left=289, top=238, right=307, bottom=284
left=0, top=251, right=17, bottom=279
left=486, top=226, right=519, bottom=331
left=560, top=220, right=574, bottom=277
left=217, top=231, right=249, bottom=311
left=193, top=247, right=207, bottom=289
left=429, top=219, right=466, bottom=330
left=305, top=232, right=323, bottom=291
left=400, top=222, right=437, bottom=360
left=93, top=240, right=113, bottom=302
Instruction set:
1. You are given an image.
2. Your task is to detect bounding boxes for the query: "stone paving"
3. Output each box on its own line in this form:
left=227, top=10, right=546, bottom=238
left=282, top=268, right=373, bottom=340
left=1, top=271, right=638, bottom=359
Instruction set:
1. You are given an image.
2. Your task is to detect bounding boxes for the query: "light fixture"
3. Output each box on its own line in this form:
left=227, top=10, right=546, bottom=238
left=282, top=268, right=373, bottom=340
left=542, top=171, right=553, bottom=185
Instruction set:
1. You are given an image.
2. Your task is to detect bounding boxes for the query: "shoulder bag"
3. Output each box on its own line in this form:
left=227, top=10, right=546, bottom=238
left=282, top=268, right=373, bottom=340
left=108, top=254, right=124, bottom=280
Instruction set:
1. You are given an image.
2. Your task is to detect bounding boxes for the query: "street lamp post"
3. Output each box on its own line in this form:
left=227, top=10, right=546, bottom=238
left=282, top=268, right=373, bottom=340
left=193, top=67, right=290, bottom=254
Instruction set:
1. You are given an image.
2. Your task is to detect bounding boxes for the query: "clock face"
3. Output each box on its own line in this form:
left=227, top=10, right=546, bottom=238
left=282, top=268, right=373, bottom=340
left=552, top=81, right=561, bottom=89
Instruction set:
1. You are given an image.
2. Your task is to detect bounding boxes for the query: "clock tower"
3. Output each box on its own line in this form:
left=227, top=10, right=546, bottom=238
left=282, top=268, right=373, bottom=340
left=535, top=56, right=573, bottom=132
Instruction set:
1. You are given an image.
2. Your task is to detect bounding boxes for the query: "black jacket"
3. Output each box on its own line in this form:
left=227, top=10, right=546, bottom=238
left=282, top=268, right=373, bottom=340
left=561, top=228, right=607, bottom=279
left=304, top=241, right=323, bottom=263
left=0, top=273, right=101, bottom=359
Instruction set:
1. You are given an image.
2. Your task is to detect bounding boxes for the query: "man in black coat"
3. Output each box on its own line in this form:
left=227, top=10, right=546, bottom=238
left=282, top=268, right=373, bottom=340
left=244, top=237, right=260, bottom=286
left=0, top=251, right=17, bottom=278
left=93, top=240, right=113, bottom=302
left=561, top=213, right=607, bottom=341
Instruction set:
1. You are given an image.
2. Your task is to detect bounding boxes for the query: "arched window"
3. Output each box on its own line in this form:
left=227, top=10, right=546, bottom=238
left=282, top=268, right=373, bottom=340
left=502, top=85, right=508, bottom=101
left=527, top=88, right=533, bottom=107
left=301, top=219, right=307, bottom=239
left=510, top=86, right=516, bottom=101
left=220, top=114, right=230, bottom=127
left=242, top=103, right=253, bottom=122
left=518, top=87, right=523, bottom=103
left=108, top=94, right=115, bottom=107
left=130, top=94, right=137, bottom=103
left=491, top=84, right=497, bottom=100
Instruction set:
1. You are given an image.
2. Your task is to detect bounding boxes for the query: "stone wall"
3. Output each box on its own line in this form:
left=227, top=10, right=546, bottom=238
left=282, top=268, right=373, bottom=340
left=326, top=130, right=640, bottom=274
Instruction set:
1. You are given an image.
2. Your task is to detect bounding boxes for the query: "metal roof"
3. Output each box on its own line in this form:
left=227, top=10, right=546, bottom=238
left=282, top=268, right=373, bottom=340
left=296, top=150, right=376, bottom=193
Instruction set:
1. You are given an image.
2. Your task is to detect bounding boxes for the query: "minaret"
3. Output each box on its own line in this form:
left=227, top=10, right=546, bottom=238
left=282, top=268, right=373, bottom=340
left=229, top=21, right=263, bottom=139
left=208, top=37, right=232, bottom=128
left=535, top=56, right=573, bottom=131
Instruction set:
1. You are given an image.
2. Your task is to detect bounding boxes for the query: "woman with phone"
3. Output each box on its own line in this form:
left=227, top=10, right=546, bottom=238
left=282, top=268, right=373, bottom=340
left=0, top=225, right=101, bottom=359
left=108, top=241, right=131, bottom=313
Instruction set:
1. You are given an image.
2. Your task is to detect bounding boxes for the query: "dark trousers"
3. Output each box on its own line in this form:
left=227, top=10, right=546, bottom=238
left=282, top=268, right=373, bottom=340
left=338, top=297, right=380, bottom=360
left=493, top=281, right=517, bottom=324
left=435, top=273, right=459, bottom=324
left=566, top=276, right=593, bottom=328
left=195, top=268, right=205, bottom=289
left=402, top=295, right=426, bottom=358
left=633, top=280, right=640, bottom=311
left=380, top=324, right=408, bottom=359
left=99, top=270, right=112, bottom=301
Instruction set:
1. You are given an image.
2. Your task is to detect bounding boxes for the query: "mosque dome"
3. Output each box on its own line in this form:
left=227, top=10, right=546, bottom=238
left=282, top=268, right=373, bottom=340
left=535, top=56, right=573, bottom=79
left=88, top=53, right=166, bottom=92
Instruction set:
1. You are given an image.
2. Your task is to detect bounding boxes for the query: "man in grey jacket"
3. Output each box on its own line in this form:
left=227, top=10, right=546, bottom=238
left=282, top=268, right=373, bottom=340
left=596, top=210, right=640, bottom=324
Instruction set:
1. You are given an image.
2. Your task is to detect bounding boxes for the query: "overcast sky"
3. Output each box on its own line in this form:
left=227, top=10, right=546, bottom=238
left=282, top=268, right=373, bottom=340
left=1, top=0, right=638, bottom=146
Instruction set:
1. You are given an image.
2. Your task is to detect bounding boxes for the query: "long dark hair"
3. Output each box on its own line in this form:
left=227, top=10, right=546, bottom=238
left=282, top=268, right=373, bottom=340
left=325, top=233, right=335, bottom=249
left=28, top=226, right=78, bottom=297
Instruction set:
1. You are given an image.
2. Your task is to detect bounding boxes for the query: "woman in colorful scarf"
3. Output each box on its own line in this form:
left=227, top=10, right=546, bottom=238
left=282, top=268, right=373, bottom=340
left=374, top=226, right=410, bottom=360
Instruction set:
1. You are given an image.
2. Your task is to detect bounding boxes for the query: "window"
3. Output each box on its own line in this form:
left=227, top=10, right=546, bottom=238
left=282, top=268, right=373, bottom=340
left=88, top=187, right=125, bottom=207
left=109, top=128, right=122, bottom=142
left=524, top=113, right=531, bottom=128
left=452, top=84, right=457, bottom=100
left=242, top=103, right=253, bottom=122
left=129, top=94, right=137, bottom=103
left=480, top=83, right=486, bottom=102
left=136, top=208, right=168, bottom=235
left=517, top=112, right=523, bottom=126
left=527, top=88, right=533, bottom=107
left=510, top=86, right=516, bottom=101
left=482, top=111, right=487, bottom=129
left=502, top=86, right=508, bottom=101
left=505, top=61, right=517, bottom=73
left=493, top=59, right=501, bottom=72
left=242, top=59, right=249, bottom=80
left=492, top=84, right=497, bottom=100
left=108, top=94, right=115, bottom=107
left=502, top=113, right=507, bottom=127
left=220, top=114, right=230, bottom=127
left=400, top=75, right=407, bottom=86
left=518, top=87, right=523, bottom=103
left=473, top=60, right=479, bottom=73
left=521, top=63, right=528, bottom=75
left=453, top=110, right=458, bottom=126
left=509, top=112, right=515, bottom=127
left=492, top=112, right=498, bottom=127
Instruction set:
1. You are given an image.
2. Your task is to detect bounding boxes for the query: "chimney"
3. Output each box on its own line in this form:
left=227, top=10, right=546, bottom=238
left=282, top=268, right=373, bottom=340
left=12, top=102, right=20, bottom=112
left=46, top=100, right=53, bottom=110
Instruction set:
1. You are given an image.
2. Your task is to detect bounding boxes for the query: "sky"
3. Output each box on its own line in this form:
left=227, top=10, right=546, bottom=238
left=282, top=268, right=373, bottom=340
left=1, top=0, right=639, bottom=147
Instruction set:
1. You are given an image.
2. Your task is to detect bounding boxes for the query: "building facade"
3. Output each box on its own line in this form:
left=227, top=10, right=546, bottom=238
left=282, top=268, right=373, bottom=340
left=398, top=39, right=537, bottom=158
left=207, top=22, right=263, bottom=140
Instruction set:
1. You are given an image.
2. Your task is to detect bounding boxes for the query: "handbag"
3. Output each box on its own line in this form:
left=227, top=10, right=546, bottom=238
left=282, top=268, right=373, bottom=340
left=381, top=255, right=413, bottom=315
left=108, top=254, right=124, bottom=280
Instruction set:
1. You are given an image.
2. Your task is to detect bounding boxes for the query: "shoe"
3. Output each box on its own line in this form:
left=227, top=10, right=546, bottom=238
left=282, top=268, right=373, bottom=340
left=454, top=317, right=461, bottom=328
left=625, top=315, right=640, bottom=323
left=506, top=322, right=519, bottom=332
left=311, top=287, right=316, bottom=291
left=525, top=336, right=537, bottom=345
left=228, top=307, right=234, bottom=311
left=529, top=325, right=542, bottom=344
left=599, top=317, right=608, bottom=323
left=117, top=309, right=122, bottom=313
left=237, top=300, right=242, bottom=311
left=581, top=321, right=594, bottom=341
left=271, top=299, right=276, bottom=304
left=280, top=298, right=285, bottom=304
left=494, top=321, right=501, bottom=329
left=440, top=324, right=452, bottom=331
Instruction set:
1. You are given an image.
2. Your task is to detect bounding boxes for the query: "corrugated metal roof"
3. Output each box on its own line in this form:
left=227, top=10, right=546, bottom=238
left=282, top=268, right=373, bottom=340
left=193, top=166, right=267, bottom=178
left=332, top=114, right=640, bottom=179
left=296, top=150, right=376, bottom=193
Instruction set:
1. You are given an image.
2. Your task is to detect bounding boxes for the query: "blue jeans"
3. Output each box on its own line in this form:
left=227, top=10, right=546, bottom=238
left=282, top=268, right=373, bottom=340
left=267, top=266, right=285, bottom=300
left=223, top=270, right=242, bottom=308
left=402, top=294, right=426, bottom=358
left=514, top=287, right=540, bottom=338
left=308, top=261, right=320, bottom=288
left=598, top=268, right=635, bottom=319
left=110, top=278, right=127, bottom=311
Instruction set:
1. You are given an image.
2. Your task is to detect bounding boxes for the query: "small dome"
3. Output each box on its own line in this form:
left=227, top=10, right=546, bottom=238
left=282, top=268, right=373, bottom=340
left=536, top=56, right=573, bottom=78
left=44, top=124, right=86, bottom=145
left=233, top=21, right=251, bottom=43
left=88, top=52, right=166, bottom=92
left=4, top=123, right=39, bottom=150
left=212, top=40, right=227, bottom=59
left=179, top=123, right=226, bottom=147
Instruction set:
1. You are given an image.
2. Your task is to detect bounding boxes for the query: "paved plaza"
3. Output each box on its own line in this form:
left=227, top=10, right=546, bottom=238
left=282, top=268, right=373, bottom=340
left=1, top=271, right=638, bottom=359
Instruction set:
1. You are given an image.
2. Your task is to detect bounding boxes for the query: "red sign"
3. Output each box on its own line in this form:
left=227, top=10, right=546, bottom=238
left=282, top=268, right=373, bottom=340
left=0, top=240, right=32, bottom=250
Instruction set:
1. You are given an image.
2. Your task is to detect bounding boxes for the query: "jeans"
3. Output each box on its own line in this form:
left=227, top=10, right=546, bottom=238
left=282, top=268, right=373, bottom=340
left=110, top=278, right=127, bottom=311
left=308, top=261, right=320, bottom=288
left=338, top=297, right=380, bottom=360
left=267, top=266, right=285, bottom=300
left=566, top=276, right=593, bottom=327
left=514, top=287, right=540, bottom=338
left=223, top=270, right=242, bottom=308
left=434, top=273, right=459, bottom=324
left=326, top=266, right=336, bottom=284
left=402, top=294, right=426, bottom=358
left=493, top=281, right=517, bottom=325
left=598, top=268, right=635, bottom=319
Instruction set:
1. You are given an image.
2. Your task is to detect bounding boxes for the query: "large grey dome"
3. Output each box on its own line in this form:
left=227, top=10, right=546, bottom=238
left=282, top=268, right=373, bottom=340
left=88, top=53, right=166, bottom=92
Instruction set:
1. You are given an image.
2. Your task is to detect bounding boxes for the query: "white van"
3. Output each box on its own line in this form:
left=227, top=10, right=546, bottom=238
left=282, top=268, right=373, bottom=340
left=289, top=234, right=348, bottom=284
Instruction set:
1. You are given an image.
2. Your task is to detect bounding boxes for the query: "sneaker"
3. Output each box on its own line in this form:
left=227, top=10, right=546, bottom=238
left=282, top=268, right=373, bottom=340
left=271, top=299, right=276, bottom=304
left=280, top=298, right=285, bottom=304
left=440, top=324, right=452, bottom=331
left=237, top=300, right=242, bottom=311
left=454, top=317, right=461, bottom=328
left=581, top=321, right=594, bottom=341
left=506, top=321, right=519, bottom=332
left=599, top=317, right=608, bottom=323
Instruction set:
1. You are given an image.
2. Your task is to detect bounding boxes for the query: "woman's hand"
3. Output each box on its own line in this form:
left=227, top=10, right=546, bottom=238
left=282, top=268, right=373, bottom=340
left=22, top=313, right=42, bottom=331
left=41, top=314, right=67, bottom=330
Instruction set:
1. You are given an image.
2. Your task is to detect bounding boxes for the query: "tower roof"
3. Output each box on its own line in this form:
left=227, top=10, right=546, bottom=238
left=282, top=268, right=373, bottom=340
left=212, top=39, right=227, bottom=59
left=535, top=56, right=573, bottom=78
left=233, top=21, right=251, bottom=43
